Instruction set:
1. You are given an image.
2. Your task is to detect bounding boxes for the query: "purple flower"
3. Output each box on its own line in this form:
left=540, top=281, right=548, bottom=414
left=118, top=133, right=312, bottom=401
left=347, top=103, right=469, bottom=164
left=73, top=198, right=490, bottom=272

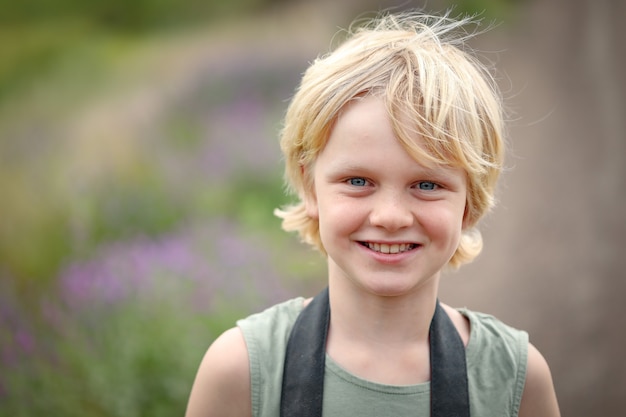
left=58, top=219, right=292, bottom=313
left=0, top=289, right=39, bottom=373
left=15, top=330, right=34, bottom=353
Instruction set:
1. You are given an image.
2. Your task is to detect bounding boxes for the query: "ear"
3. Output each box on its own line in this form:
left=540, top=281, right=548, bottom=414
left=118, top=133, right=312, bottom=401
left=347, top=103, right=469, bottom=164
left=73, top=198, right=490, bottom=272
left=301, top=165, right=319, bottom=219
left=461, top=203, right=471, bottom=230
left=304, top=191, right=319, bottom=220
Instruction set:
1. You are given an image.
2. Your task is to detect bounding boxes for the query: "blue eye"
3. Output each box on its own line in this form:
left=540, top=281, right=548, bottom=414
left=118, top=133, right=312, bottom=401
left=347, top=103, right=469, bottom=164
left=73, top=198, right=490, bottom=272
left=348, top=178, right=368, bottom=187
left=418, top=181, right=438, bottom=191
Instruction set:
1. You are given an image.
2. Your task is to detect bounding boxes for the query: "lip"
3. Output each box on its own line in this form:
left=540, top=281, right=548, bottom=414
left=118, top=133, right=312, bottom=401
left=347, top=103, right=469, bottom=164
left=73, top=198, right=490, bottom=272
left=356, top=241, right=422, bottom=265
left=356, top=240, right=422, bottom=263
left=360, top=241, right=419, bottom=253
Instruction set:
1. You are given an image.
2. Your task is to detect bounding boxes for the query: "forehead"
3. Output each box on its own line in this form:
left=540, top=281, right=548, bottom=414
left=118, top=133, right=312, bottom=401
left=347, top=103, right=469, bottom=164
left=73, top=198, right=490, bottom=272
left=320, top=95, right=465, bottom=178
left=326, top=94, right=460, bottom=170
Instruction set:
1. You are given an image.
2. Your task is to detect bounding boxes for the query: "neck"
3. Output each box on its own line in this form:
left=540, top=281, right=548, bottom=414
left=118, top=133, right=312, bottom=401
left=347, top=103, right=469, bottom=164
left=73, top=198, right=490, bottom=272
left=324, top=272, right=441, bottom=385
left=327, top=273, right=440, bottom=347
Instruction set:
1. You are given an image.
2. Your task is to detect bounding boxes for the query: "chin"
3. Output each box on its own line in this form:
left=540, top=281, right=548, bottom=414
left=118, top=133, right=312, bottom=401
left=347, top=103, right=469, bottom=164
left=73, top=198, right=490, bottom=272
left=361, top=280, right=423, bottom=298
left=360, top=271, right=440, bottom=298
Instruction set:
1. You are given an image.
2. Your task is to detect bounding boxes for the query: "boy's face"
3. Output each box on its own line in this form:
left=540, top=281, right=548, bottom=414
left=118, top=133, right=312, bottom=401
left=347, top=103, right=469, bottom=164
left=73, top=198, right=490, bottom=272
left=304, top=95, right=468, bottom=297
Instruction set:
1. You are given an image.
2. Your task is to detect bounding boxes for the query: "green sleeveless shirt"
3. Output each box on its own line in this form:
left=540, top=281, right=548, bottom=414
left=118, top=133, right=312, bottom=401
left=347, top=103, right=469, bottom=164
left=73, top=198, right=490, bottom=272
left=237, top=297, right=528, bottom=417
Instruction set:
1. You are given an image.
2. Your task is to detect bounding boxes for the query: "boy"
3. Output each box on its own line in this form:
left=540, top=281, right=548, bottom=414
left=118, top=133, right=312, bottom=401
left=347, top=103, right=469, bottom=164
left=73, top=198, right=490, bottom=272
left=186, top=11, right=560, bottom=417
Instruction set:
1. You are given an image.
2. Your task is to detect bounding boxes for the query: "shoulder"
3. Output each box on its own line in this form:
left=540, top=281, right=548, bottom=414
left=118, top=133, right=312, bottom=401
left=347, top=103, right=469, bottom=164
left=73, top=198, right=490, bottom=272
left=456, top=308, right=529, bottom=416
left=237, top=297, right=306, bottom=353
left=461, top=308, right=529, bottom=356
left=518, top=343, right=561, bottom=417
left=457, top=309, right=561, bottom=416
left=442, top=303, right=471, bottom=346
left=186, top=298, right=305, bottom=417
left=238, top=297, right=305, bottom=329
left=237, top=297, right=306, bottom=417
left=461, top=308, right=529, bottom=376
left=446, top=305, right=529, bottom=351
left=185, top=327, right=251, bottom=417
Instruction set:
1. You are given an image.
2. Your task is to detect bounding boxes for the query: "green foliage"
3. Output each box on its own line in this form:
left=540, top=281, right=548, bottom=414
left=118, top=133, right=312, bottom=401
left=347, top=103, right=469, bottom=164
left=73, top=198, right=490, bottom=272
left=0, top=12, right=320, bottom=413
left=0, top=9, right=299, bottom=282
left=449, top=0, right=519, bottom=21
left=210, top=172, right=286, bottom=228
left=0, top=284, right=240, bottom=417
left=0, top=0, right=274, bottom=31
left=0, top=210, right=301, bottom=416
left=88, top=179, right=186, bottom=243
left=0, top=20, right=89, bottom=99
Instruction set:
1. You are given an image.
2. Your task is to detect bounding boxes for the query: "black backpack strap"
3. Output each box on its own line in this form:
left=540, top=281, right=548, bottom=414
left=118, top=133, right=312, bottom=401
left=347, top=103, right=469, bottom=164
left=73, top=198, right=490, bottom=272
left=280, top=287, right=469, bottom=417
left=430, top=301, right=470, bottom=417
left=280, top=287, right=330, bottom=417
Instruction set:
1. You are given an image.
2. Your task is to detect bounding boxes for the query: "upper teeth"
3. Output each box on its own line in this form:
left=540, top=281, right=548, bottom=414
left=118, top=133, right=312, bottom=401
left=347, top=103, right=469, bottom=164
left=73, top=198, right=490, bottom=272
left=366, top=242, right=414, bottom=254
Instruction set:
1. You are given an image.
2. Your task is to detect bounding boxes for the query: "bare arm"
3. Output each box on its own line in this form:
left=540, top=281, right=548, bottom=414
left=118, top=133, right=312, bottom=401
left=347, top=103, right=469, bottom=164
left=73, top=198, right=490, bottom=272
left=518, top=343, right=561, bottom=417
left=185, top=327, right=252, bottom=417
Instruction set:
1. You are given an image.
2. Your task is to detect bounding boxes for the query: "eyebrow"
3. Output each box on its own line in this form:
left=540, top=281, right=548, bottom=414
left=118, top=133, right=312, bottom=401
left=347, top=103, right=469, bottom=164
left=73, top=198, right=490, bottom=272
left=331, top=156, right=455, bottom=171
left=325, top=161, right=463, bottom=182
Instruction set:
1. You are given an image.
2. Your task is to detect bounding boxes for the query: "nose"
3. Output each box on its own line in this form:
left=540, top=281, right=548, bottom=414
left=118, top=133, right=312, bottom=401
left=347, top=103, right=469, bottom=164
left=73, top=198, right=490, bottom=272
left=368, top=188, right=414, bottom=232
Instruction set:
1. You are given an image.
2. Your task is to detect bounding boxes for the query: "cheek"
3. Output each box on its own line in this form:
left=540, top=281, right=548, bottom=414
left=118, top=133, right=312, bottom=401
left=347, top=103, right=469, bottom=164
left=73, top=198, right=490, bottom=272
left=317, top=198, right=363, bottom=239
left=422, top=205, right=465, bottom=241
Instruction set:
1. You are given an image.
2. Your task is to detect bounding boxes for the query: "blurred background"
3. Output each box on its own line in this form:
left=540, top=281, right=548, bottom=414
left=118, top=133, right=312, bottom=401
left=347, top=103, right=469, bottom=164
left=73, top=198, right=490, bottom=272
left=0, top=0, right=623, bottom=415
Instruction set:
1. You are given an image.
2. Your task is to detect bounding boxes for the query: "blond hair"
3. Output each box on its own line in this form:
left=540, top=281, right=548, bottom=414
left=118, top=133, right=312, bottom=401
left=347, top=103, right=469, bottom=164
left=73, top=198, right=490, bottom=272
left=275, top=11, right=505, bottom=268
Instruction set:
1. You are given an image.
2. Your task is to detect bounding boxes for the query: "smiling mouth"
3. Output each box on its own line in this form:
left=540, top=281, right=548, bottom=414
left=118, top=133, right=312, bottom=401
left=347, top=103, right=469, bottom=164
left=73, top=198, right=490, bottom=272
left=359, top=242, right=419, bottom=254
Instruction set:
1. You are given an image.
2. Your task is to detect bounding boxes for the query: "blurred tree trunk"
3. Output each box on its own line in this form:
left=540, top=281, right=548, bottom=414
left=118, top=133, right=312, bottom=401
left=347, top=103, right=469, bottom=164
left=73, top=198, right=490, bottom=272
left=528, top=0, right=626, bottom=415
